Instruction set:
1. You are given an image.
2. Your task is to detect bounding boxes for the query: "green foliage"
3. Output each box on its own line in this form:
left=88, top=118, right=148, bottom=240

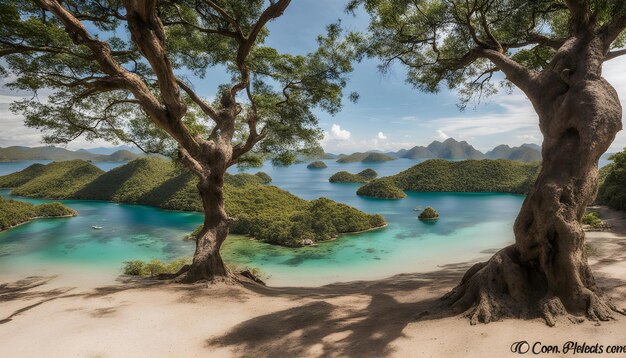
left=0, top=197, right=75, bottom=231
left=232, top=197, right=387, bottom=246
left=35, top=202, right=76, bottom=217
left=358, top=159, right=539, bottom=199
left=122, top=258, right=191, bottom=277
left=225, top=171, right=272, bottom=187
left=1, top=158, right=386, bottom=246
left=582, top=211, right=603, bottom=229
left=307, top=161, right=328, bottom=169
left=350, top=0, right=626, bottom=106
left=358, top=168, right=378, bottom=180
left=9, top=160, right=104, bottom=199
left=598, top=148, right=626, bottom=210
left=337, top=152, right=396, bottom=163
left=357, top=179, right=407, bottom=199
left=0, top=2, right=361, bottom=167
left=329, top=168, right=378, bottom=183
left=400, top=159, right=537, bottom=193
left=418, top=207, right=440, bottom=220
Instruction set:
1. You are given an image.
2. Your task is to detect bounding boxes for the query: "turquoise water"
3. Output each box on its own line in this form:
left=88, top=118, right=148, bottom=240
left=0, top=159, right=525, bottom=286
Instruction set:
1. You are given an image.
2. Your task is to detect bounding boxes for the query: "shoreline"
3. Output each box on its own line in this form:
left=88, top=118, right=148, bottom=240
left=0, top=214, right=76, bottom=233
left=0, top=206, right=624, bottom=357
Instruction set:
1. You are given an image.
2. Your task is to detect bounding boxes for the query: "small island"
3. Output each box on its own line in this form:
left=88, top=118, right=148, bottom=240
left=356, top=179, right=406, bottom=199
left=0, top=197, right=76, bottom=231
left=307, top=161, right=328, bottom=169
left=418, top=207, right=440, bottom=220
left=329, top=168, right=378, bottom=183
left=337, top=152, right=396, bottom=163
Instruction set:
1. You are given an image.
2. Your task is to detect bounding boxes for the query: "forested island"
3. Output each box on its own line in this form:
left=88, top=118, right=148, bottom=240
left=329, top=168, right=378, bottom=183
left=0, top=198, right=76, bottom=231
left=337, top=152, right=396, bottom=163
left=307, top=161, right=328, bottom=169
left=357, top=159, right=540, bottom=199
left=0, top=159, right=386, bottom=247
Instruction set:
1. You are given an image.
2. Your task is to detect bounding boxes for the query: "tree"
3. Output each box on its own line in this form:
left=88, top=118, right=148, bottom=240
left=0, top=0, right=358, bottom=282
left=351, top=0, right=626, bottom=325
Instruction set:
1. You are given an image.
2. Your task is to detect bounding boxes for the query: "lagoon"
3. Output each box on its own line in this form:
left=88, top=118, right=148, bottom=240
left=0, top=159, right=524, bottom=286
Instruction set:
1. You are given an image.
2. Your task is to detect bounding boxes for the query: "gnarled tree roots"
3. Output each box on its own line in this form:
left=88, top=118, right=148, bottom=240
left=442, top=245, right=624, bottom=326
left=169, top=264, right=265, bottom=286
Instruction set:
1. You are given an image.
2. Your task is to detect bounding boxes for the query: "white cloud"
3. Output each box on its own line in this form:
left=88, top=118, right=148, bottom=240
left=516, top=134, right=539, bottom=142
left=377, top=132, right=387, bottom=140
left=436, top=130, right=449, bottom=140
left=325, top=124, right=351, bottom=141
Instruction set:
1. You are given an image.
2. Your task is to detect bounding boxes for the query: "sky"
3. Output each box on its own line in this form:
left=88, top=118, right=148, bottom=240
left=1, top=0, right=625, bottom=154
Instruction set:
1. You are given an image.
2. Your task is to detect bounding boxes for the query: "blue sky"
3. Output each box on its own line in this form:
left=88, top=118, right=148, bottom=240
left=1, top=0, right=625, bottom=153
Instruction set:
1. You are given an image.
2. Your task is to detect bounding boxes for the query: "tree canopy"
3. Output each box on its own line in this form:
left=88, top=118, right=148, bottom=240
left=349, top=0, right=626, bottom=107
left=0, top=0, right=359, bottom=165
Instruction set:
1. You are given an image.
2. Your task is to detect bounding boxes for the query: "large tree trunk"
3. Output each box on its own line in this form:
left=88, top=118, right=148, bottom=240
left=177, top=170, right=232, bottom=283
left=444, top=38, right=624, bottom=325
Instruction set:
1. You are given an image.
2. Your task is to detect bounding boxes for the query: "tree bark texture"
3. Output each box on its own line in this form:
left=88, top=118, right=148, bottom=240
left=445, top=36, right=624, bottom=325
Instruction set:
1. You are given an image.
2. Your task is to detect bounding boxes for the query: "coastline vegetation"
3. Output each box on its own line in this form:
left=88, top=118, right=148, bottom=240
left=307, top=161, right=328, bottom=169
left=0, top=158, right=386, bottom=246
left=0, top=197, right=76, bottom=231
left=329, top=168, right=378, bottom=183
left=598, top=148, right=626, bottom=211
left=357, top=179, right=406, bottom=199
left=418, top=207, right=440, bottom=220
left=357, top=159, right=540, bottom=199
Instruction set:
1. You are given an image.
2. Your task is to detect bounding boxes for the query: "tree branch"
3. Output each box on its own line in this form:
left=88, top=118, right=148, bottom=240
left=565, top=0, right=592, bottom=34
left=606, top=48, right=626, bottom=61
left=176, top=78, right=221, bottom=123
left=34, top=0, right=202, bottom=157
left=477, top=49, right=539, bottom=96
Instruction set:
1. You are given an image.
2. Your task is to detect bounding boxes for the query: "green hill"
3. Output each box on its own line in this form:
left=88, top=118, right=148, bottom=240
left=401, top=146, right=435, bottom=159
left=329, top=169, right=378, bottom=183
left=426, top=138, right=485, bottom=160
left=0, top=146, right=142, bottom=162
left=307, top=161, right=328, bottom=169
left=598, top=148, right=626, bottom=210
left=357, top=159, right=540, bottom=199
left=0, top=158, right=385, bottom=246
left=0, top=197, right=76, bottom=231
left=337, top=152, right=396, bottom=163
left=7, top=160, right=104, bottom=199
left=485, top=144, right=541, bottom=162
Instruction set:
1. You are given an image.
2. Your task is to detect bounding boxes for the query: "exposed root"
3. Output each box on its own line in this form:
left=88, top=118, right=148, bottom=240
left=443, top=245, right=622, bottom=326
left=585, top=291, right=622, bottom=322
left=540, top=297, right=581, bottom=327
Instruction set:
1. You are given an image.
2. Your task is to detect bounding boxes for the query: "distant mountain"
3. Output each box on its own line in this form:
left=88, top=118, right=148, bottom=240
left=0, top=146, right=143, bottom=162
left=337, top=152, right=396, bottom=163
left=401, top=146, right=436, bottom=159
left=80, top=145, right=142, bottom=155
left=364, top=138, right=542, bottom=162
left=485, top=144, right=541, bottom=162
left=426, top=138, right=485, bottom=160
left=105, top=150, right=141, bottom=162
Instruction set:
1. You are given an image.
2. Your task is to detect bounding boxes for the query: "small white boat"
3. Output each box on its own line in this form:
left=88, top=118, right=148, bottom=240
left=92, top=225, right=103, bottom=230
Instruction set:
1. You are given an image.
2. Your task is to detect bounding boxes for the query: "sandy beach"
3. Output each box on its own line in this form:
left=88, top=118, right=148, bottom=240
left=0, top=206, right=625, bottom=358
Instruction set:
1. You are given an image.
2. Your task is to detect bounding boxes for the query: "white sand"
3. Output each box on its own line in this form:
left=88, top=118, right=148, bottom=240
left=0, top=206, right=625, bottom=357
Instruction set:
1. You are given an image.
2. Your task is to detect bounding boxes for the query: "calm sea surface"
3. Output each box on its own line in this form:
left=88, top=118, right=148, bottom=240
left=0, top=159, right=526, bottom=286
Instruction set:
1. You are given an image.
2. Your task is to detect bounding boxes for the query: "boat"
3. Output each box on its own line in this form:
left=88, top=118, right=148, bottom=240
left=92, top=225, right=103, bottom=230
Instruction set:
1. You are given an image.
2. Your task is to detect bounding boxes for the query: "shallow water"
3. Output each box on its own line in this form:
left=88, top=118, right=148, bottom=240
left=0, top=159, right=525, bottom=286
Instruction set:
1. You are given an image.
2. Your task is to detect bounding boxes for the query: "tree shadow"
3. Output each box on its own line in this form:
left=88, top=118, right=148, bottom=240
left=206, top=263, right=472, bottom=357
